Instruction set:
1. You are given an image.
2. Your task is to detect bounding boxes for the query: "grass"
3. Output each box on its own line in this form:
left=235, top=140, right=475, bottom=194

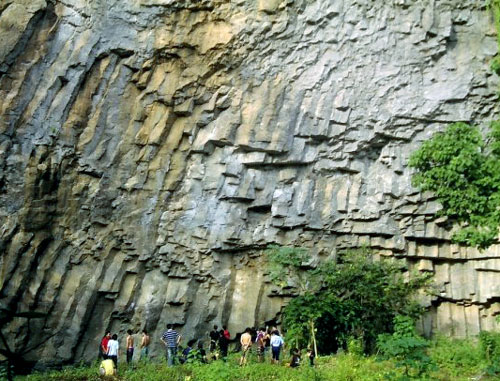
left=14, top=338, right=500, bottom=381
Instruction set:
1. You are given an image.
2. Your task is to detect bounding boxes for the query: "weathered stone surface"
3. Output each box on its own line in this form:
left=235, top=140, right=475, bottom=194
left=0, top=0, right=500, bottom=367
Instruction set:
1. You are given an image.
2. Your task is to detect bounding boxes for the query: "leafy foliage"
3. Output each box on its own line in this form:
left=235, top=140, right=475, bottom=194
left=377, top=316, right=436, bottom=380
left=429, top=335, right=487, bottom=379
left=409, top=122, right=500, bottom=249
left=267, top=247, right=430, bottom=354
left=479, top=331, right=500, bottom=375
left=346, top=336, right=364, bottom=357
left=265, top=245, right=317, bottom=292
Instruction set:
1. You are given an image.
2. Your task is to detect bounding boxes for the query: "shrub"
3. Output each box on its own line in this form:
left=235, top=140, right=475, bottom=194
left=377, top=315, right=435, bottom=380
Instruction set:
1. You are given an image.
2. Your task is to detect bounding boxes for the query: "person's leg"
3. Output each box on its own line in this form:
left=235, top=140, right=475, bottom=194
left=221, top=345, right=228, bottom=361
left=167, top=347, right=173, bottom=367
left=239, top=347, right=246, bottom=366
left=272, top=347, right=278, bottom=364
left=172, top=347, right=178, bottom=365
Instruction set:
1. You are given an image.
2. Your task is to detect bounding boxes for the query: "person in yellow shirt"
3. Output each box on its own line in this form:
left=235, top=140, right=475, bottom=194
left=99, top=358, right=115, bottom=376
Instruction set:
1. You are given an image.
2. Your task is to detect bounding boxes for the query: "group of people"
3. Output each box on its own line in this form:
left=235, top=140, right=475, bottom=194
left=99, top=329, right=150, bottom=375
left=98, top=324, right=314, bottom=375
left=161, top=324, right=232, bottom=366
left=238, top=327, right=312, bottom=367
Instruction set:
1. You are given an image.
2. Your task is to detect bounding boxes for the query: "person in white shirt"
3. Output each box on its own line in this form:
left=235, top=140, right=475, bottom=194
left=107, top=334, right=119, bottom=368
left=270, top=330, right=284, bottom=364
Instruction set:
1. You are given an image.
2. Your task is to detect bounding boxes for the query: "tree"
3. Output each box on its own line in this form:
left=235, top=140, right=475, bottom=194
left=265, top=247, right=430, bottom=355
left=377, top=315, right=436, bottom=380
left=265, top=245, right=322, bottom=357
left=409, top=122, right=500, bottom=249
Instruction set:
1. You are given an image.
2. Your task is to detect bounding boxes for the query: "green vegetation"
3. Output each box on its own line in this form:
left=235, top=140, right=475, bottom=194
left=480, top=331, right=500, bottom=375
left=409, top=122, right=500, bottom=249
left=429, top=335, right=487, bottom=378
left=377, top=315, right=436, bottom=380
left=14, top=338, right=500, bottom=381
left=266, top=247, right=430, bottom=354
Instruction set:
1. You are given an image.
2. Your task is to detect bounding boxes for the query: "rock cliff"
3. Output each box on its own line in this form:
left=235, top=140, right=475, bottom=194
left=1, top=0, right=500, bottom=366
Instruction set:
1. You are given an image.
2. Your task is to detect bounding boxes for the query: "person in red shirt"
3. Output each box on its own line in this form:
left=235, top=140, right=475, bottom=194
left=223, top=326, right=230, bottom=341
left=100, top=332, right=111, bottom=359
left=218, top=326, right=230, bottom=360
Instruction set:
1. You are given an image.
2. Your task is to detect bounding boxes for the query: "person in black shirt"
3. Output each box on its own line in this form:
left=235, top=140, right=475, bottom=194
left=209, top=325, right=219, bottom=352
left=218, top=328, right=229, bottom=361
left=289, top=348, right=301, bottom=368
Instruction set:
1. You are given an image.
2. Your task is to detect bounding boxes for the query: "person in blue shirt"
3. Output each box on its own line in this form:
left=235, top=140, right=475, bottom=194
left=161, top=324, right=181, bottom=366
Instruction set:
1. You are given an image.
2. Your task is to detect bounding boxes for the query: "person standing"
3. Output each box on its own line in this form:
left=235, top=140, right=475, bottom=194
left=107, top=334, right=119, bottom=368
left=218, top=327, right=229, bottom=361
left=223, top=325, right=230, bottom=342
left=256, top=328, right=266, bottom=362
left=126, top=330, right=134, bottom=364
left=239, top=328, right=252, bottom=366
left=264, top=327, right=271, bottom=360
left=270, top=330, right=284, bottom=364
left=100, top=332, right=111, bottom=359
left=209, top=325, right=219, bottom=353
left=161, top=324, right=181, bottom=367
left=140, top=329, right=150, bottom=360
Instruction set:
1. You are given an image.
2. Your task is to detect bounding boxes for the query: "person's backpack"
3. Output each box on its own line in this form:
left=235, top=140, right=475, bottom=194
left=223, top=330, right=230, bottom=340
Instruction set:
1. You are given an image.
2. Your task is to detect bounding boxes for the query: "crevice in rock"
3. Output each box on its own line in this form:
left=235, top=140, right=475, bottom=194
left=0, top=232, right=36, bottom=302
left=0, top=4, right=56, bottom=75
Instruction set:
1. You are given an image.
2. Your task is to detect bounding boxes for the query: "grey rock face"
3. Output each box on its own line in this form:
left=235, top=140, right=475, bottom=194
left=0, top=0, right=499, bottom=365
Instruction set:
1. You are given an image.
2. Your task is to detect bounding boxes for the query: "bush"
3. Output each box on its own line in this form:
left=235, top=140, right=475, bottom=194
left=377, top=316, right=435, bottom=380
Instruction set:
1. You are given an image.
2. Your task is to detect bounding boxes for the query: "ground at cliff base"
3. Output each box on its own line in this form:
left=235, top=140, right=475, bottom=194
left=13, top=337, right=500, bottom=381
